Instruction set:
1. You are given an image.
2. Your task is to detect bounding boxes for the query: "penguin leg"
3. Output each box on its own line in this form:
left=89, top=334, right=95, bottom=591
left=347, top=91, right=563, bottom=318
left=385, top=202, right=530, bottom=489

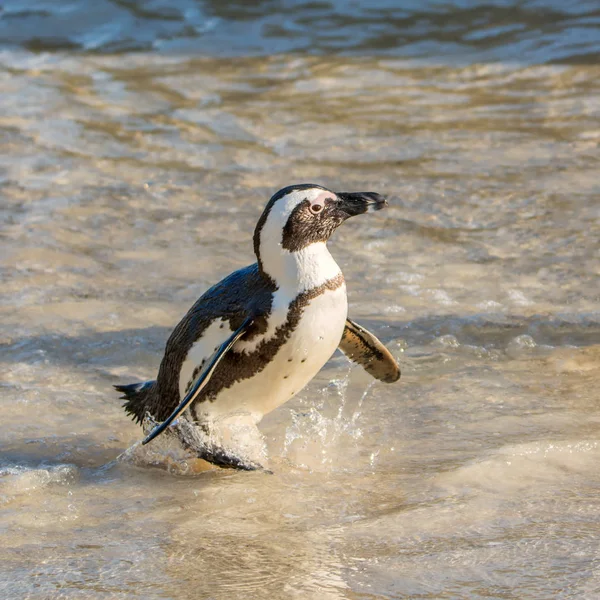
left=174, top=417, right=266, bottom=472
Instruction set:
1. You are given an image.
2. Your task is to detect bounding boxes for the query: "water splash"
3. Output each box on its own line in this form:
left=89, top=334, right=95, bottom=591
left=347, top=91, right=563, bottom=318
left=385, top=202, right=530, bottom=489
left=281, top=372, right=377, bottom=471
left=0, top=464, right=79, bottom=493
left=117, top=413, right=268, bottom=475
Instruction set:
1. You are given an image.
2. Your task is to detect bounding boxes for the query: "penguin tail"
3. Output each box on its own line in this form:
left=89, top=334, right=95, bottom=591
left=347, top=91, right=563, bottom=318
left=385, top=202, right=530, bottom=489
left=114, top=380, right=156, bottom=424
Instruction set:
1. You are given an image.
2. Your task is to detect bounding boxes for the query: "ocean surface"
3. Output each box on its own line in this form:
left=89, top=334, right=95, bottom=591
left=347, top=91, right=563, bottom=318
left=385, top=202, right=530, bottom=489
left=1, top=1, right=599, bottom=598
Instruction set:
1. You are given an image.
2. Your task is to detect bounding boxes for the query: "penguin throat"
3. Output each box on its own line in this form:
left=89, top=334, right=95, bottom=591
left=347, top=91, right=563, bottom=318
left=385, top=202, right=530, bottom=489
left=258, top=241, right=342, bottom=294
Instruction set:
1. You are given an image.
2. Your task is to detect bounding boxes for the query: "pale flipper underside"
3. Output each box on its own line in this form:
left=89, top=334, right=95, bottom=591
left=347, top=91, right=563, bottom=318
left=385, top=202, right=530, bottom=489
left=142, top=317, right=254, bottom=447
left=339, top=318, right=400, bottom=383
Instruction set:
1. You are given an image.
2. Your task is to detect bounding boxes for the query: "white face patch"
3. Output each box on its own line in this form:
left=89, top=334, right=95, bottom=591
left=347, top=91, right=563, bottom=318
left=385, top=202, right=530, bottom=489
left=259, top=188, right=335, bottom=255
left=258, top=187, right=341, bottom=291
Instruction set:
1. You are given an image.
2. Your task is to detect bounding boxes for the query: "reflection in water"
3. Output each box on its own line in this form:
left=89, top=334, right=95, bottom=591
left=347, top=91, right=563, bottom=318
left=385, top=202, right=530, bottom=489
left=1, top=1, right=600, bottom=598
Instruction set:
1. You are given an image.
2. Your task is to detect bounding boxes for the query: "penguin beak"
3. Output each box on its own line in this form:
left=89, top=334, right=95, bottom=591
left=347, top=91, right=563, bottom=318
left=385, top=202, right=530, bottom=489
left=336, top=192, right=387, bottom=218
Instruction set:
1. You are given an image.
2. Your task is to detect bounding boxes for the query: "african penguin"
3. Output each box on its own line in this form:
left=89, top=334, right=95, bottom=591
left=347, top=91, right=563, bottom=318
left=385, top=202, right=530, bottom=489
left=115, top=184, right=400, bottom=470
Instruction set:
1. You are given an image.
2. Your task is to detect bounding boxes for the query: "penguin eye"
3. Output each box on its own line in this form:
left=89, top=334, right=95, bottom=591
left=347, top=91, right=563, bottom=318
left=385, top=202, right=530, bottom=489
left=310, top=204, right=323, bottom=214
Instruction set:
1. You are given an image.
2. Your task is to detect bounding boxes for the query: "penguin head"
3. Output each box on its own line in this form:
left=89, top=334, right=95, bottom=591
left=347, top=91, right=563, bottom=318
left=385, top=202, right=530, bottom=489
left=253, top=184, right=387, bottom=263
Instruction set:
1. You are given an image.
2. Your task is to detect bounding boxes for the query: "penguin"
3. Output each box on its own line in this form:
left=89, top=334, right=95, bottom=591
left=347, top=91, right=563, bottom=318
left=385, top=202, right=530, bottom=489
left=115, top=184, right=400, bottom=470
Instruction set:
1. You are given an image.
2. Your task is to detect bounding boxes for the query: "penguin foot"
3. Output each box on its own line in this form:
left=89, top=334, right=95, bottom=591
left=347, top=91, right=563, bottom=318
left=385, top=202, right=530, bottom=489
left=196, top=445, right=266, bottom=471
left=174, top=416, right=268, bottom=472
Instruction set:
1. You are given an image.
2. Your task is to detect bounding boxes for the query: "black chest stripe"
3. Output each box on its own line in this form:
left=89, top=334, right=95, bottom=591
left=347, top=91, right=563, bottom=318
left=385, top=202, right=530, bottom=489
left=142, top=316, right=254, bottom=446
left=192, top=273, right=345, bottom=414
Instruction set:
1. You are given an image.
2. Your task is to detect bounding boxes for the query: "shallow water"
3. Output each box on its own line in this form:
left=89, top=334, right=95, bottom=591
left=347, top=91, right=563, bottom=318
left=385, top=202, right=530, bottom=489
left=1, top=1, right=600, bottom=598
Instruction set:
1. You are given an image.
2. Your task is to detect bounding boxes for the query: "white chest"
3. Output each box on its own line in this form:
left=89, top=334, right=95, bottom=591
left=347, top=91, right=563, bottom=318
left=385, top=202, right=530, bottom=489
left=194, top=282, right=348, bottom=422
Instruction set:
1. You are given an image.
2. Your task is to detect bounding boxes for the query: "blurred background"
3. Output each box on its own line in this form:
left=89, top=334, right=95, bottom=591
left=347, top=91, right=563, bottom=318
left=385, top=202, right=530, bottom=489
left=1, top=1, right=599, bottom=599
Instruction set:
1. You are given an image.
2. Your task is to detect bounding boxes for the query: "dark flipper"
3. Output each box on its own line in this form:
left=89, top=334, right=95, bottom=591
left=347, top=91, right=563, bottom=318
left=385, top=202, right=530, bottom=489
left=339, top=318, right=400, bottom=383
left=142, top=317, right=254, bottom=446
